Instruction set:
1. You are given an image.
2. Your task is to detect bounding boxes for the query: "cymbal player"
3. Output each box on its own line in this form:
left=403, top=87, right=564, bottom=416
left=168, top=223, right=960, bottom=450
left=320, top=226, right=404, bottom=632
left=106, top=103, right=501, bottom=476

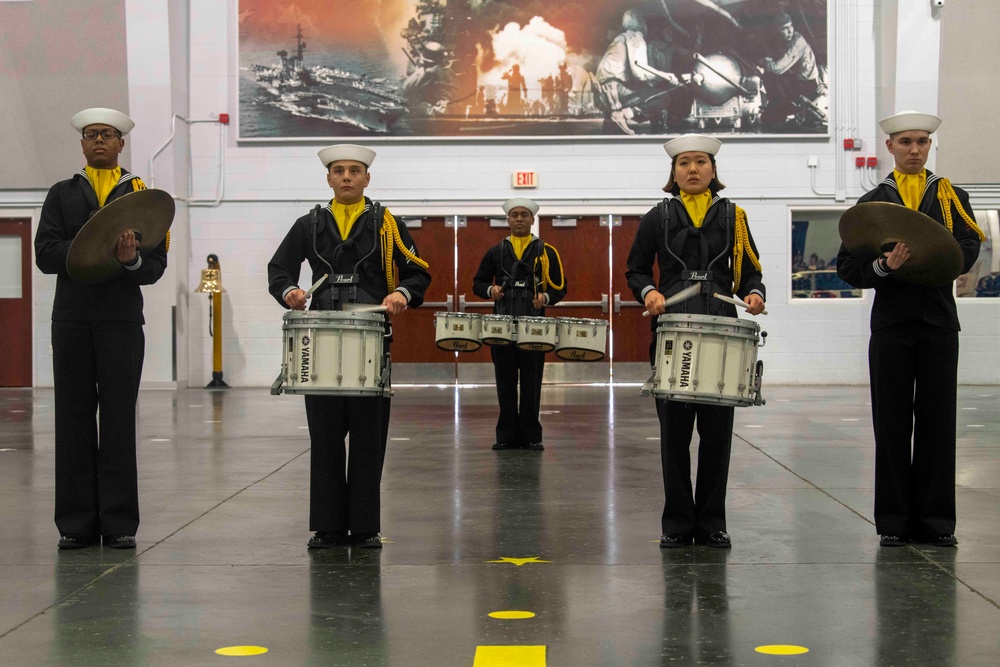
left=34, top=108, right=169, bottom=550
left=836, top=110, right=985, bottom=549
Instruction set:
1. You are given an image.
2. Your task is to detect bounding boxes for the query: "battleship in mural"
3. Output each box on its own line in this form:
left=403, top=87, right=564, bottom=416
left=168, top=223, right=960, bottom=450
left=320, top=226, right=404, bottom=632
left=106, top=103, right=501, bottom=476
left=247, top=25, right=407, bottom=134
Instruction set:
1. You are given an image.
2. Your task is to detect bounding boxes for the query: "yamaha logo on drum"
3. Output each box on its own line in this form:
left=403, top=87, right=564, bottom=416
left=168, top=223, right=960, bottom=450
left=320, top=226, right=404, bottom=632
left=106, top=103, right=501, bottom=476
left=299, top=335, right=312, bottom=384
left=680, top=340, right=694, bottom=387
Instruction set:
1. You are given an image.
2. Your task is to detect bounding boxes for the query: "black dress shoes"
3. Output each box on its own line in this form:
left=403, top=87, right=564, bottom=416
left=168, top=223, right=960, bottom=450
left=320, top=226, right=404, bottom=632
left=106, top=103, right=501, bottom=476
left=700, top=531, right=732, bottom=549
left=492, top=441, right=516, bottom=451
left=307, top=531, right=348, bottom=549
left=353, top=533, right=383, bottom=549
left=104, top=535, right=137, bottom=550
left=57, top=534, right=98, bottom=550
left=926, top=534, right=957, bottom=547
left=879, top=534, right=907, bottom=547
left=659, top=534, right=691, bottom=548
left=524, top=442, right=544, bottom=451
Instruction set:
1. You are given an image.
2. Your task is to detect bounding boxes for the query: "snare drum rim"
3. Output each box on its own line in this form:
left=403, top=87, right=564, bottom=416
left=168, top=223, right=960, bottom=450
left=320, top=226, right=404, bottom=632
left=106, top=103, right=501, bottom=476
left=556, top=317, right=608, bottom=326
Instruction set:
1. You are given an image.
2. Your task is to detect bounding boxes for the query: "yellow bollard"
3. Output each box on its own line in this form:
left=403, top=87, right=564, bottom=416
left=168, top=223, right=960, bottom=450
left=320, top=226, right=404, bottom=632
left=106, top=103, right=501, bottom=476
left=194, top=254, right=229, bottom=388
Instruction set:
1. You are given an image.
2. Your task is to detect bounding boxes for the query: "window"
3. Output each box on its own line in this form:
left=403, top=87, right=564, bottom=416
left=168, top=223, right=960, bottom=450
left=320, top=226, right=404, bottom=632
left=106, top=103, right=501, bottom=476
left=790, top=209, right=860, bottom=299
left=957, top=210, right=999, bottom=298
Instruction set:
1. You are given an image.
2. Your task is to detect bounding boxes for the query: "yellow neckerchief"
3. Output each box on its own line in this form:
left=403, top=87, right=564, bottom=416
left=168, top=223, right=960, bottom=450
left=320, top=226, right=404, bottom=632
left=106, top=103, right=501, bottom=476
left=679, top=190, right=712, bottom=228
left=330, top=199, right=366, bottom=240
left=509, top=234, right=535, bottom=260
left=893, top=169, right=926, bottom=210
left=84, top=166, right=121, bottom=207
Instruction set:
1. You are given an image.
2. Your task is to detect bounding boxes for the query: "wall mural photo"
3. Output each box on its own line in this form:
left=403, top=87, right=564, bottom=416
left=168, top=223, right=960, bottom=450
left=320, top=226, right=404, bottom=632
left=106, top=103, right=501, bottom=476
left=238, top=0, right=828, bottom=140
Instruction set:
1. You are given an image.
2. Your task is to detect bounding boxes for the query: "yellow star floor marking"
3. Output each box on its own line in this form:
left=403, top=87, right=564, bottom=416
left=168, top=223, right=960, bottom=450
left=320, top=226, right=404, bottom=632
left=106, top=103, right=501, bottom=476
left=487, top=556, right=551, bottom=567
left=473, top=645, right=546, bottom=666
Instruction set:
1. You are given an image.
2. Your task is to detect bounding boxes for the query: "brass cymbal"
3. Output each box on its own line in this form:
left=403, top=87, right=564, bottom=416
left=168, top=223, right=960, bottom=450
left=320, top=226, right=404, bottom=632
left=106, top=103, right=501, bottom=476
left=839, top=202, right=964, bottom=287
left=66, top=189, right=175, bottom=284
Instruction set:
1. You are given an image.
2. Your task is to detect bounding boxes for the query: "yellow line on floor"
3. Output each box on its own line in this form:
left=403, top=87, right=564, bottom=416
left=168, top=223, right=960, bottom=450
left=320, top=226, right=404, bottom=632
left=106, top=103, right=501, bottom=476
left=473, top=645, right=546, bottom=666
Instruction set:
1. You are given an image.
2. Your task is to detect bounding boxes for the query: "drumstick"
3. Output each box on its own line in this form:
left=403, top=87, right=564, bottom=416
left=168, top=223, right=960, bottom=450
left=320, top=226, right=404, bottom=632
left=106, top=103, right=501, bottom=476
left=642, top=283, right=701, bottom=317
left=351, top=305, right=389, bottom=314
left=303, top=274, right=328, bottom=299
left=713, top=292, right=768, bottom=315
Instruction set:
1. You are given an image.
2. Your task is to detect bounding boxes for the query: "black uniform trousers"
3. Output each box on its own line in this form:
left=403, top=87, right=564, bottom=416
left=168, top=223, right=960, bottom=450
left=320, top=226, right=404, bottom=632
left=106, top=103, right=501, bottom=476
left=305, top=394, right=390, bottom=534
left=656, top=398, right=734, bottom=539
left=52, top=320, right=144, bottom=538
left=491, top=344, right=545, bottom=446
left=869, top=322, right=958, bottom=538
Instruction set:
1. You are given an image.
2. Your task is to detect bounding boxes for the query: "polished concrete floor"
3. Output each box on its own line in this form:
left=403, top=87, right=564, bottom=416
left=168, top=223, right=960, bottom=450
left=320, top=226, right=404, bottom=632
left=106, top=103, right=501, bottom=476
left=0, top=384, right=998, bottom=666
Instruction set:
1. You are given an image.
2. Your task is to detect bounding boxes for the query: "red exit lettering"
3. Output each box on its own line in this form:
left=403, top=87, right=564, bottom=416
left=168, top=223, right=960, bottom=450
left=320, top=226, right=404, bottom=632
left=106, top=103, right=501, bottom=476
left=512, top=171, right=538, bottom=188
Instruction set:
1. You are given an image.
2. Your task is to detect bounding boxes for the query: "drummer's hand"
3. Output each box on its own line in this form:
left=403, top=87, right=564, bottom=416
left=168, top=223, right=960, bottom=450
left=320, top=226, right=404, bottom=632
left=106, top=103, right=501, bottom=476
left=884, top=242, right=910, bottom=270
left=382, top=291, right=408, bottom=316
left=743, top=293, right=765, bottom=316
left=284, top=288, right=308, bottom=311
left=532, top=293, right=546, bottom=309
left=116, top=230, right=139, bottom=264
left=644, top=290, right=666, bottom=316
left=490, top=285, right=504, bottom=301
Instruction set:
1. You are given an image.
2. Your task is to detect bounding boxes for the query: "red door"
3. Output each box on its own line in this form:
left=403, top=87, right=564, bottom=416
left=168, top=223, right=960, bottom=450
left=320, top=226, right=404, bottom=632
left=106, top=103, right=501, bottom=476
left=538, top=215, right=610, bottom=383
left=0, top=219, right=32, bottom=387
left=386, top=216, right=456, bottom=383
left=611, top=215, right=656, bottom=383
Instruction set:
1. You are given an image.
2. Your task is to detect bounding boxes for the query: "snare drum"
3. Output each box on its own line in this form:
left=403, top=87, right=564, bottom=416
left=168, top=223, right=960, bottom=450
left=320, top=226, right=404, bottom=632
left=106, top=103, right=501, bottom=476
left=554, top=318, right=608, bottom=361
left=516, top=316, right=557, bottom=352
left=273, top=310, right=387, bottom=396
left=652, top=313, right=762, bottom=407
left=434, top=312, right=482, bottom=351
left=480, top=314, right=514, bottom=346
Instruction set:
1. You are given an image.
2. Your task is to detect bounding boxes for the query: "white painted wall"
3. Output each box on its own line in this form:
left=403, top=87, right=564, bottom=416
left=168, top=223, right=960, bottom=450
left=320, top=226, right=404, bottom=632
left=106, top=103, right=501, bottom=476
left=17, top=0, right=1000, bottom=388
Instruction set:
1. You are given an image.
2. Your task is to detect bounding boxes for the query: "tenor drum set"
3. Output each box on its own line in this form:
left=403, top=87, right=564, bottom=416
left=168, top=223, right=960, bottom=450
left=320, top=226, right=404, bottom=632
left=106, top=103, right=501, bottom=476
left=435, top=313, right=609, bottom=361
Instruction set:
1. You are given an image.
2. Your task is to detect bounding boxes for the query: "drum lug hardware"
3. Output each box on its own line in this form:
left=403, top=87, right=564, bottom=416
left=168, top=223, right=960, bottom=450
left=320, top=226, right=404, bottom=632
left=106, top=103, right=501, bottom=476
left=752, top=360, right=766, bottom=406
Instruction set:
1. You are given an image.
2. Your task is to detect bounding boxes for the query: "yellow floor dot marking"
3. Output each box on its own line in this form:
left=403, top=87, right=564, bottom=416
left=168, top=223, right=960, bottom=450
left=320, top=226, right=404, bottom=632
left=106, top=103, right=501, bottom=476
left=215, top=646, right=269, bottom=656
left=488, top=556, right=550, bottom=567
left=755, top=645, right=809, bottom=656
left=488, top=611, right=536, bottom=620
left=473, top=645, right=546, bottom=666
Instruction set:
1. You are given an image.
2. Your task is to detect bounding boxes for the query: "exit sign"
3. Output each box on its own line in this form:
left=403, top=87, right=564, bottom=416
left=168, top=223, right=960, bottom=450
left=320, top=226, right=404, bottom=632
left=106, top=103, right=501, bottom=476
left=512, top=171, right=538, bottom=188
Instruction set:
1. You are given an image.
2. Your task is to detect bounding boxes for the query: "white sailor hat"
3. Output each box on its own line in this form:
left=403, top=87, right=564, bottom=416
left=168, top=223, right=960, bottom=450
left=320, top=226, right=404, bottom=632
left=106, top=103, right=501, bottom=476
left=878, top=110, right=941, bottom=135
left=663, top=134, right=725, bottom=192
left=502, top=197, right=539, bottom=216
left=318, top=144, right=377, bottom=168
left=662, top=134, right=721, bottom=158
left=70, top=108, right=135, bottom=136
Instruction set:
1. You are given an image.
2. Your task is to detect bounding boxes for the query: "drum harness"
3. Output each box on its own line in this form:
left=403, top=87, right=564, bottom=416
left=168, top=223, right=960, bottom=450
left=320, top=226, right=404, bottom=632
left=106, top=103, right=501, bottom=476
left=656, top=197, right=734, bottom=315
left=497, top=237, right=564, bottom=319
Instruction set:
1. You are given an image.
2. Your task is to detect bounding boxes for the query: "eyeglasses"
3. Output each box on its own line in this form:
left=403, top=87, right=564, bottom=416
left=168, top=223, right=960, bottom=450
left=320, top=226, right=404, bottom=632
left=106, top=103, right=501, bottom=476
left=82, top=129, right=122, bottom=141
